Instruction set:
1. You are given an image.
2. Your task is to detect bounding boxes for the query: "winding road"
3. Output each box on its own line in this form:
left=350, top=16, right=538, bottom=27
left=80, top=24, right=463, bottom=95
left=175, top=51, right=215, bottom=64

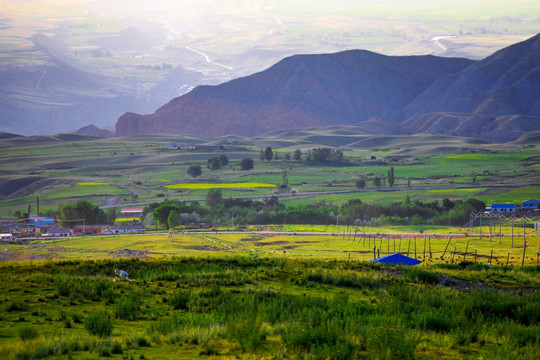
left=185, top=46, right=233, bottom=70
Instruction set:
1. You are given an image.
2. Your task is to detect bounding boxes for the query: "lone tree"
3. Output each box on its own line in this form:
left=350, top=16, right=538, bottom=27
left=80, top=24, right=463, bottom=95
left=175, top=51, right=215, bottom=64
left=152, top=204, right=179, bottom=229
left=373, top=177, right=382, bottom=188
left=293, top=149, right=302, bottom=161
left=187, top=164, right=202, bottom=178
left=387, top=166, right=395, bottom=187
left=218, top=154, right=229, bottom=167
left=355, top=178, right=366, bottom=189
left=206, top=189, right=223, bottom=208
left=264, top=147, right=273, bottom=162
left=240, top=158, right=254, bottom=170
left=207, top=157, right=221, bottom=170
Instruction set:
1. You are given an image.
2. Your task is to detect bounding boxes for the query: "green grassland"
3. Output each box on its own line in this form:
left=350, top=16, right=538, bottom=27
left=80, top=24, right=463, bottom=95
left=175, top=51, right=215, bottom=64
left=0, top=129, right=538, bottom=216
left=0, top=251, right=539, bottom=359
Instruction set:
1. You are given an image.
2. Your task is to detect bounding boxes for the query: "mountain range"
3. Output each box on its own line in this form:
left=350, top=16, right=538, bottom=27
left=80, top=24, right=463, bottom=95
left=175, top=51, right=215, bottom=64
left=116, top=34, right=540, bottom=143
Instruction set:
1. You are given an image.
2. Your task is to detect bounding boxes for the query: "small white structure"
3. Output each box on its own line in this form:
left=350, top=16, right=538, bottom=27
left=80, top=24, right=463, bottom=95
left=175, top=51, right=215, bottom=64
left=0, top=233, right=13, bottom=241
left=47, top=228, right=73, bottom=237
left=120, top=208, right=143, bottom=217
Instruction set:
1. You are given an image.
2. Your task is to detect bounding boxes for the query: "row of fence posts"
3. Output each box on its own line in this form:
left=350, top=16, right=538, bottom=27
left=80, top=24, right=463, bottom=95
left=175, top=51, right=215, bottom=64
left=341, top=226, right=540, bottom=267
left=470, top=214, right=539, bottom=249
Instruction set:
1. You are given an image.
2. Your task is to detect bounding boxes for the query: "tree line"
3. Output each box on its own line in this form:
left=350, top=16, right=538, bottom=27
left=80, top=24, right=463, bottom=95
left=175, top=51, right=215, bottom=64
left=18, top=195, right=486, bottom=230
left=147, top=193, right=486, bottom=229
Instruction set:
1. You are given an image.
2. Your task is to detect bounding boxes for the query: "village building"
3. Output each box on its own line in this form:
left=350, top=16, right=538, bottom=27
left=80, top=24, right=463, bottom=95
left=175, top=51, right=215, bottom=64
left=103, top=224, right=145, bottom=234
left=0, top=233, right=13, bottom=241
left=73, top=225, right=104, bottom=235
left=521, top=199, right=540, bottom=211
left=73, top=224, right=145, bottom=235
left=46, top=228, right=73, bottom=237
left=490, top=204, right=516, bottom=213
left=120, top=208, right=143, bottom=217
left=28, top=216, right=55, bottom=229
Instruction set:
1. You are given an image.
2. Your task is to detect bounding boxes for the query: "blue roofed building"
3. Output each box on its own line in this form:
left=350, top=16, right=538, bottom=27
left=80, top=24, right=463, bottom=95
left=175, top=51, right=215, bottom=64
left=490, top=204, right=516, bottom=213
left=521, top=199, right=540, bottom=210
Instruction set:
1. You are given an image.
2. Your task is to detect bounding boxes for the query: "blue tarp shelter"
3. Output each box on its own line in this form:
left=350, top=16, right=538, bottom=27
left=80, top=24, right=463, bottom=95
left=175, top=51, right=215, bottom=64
left=369, top=253, right=421, bottom=266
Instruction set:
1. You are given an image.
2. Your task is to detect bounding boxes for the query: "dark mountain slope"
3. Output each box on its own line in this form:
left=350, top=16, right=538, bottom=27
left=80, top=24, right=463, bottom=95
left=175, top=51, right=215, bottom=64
left=401, top=34, right=540, bottom=141
left=116, top=51, right=474, bottom=137
left=116, top=34, right=540, bottom=142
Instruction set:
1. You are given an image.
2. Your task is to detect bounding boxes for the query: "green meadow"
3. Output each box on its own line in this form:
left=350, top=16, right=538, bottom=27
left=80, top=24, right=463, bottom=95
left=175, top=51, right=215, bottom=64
left=0, top=251, right=539, bottom=359
left=0, top=129, right=538, bottom=216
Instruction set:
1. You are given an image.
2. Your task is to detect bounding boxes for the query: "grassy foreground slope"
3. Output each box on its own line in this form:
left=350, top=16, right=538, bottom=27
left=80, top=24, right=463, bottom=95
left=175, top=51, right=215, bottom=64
left=0, top=256, right=539, bottom=359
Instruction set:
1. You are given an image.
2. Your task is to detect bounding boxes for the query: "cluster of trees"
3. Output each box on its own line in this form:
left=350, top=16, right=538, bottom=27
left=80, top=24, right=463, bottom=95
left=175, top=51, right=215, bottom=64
left=259, top=147, right=345, bottom=163
left=207, top=154, right=229, bottom=170
left=147, top=194, right=486, bottom=229
left=304, top=148, right=344, bottom=162
left=148, top=201, right=209, bottom=229
left=148, top=192, right=284, bottom=229
left=187, top=155, right=255, bottom=177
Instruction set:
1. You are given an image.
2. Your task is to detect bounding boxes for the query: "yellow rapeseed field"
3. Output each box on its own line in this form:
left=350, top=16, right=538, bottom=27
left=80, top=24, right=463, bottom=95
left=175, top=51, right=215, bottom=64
left=166, top=182, right=276, bottom=189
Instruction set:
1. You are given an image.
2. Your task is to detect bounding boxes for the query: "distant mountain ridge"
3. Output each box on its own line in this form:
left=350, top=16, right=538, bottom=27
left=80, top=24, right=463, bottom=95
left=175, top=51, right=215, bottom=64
left=116, top=34, right=540, bottom=142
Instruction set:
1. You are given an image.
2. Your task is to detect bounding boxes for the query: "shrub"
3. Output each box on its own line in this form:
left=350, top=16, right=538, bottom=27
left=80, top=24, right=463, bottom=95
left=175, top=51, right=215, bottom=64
left=85, top=310, right=113, bottom=337
left=402, top=268, right=439, bottom=285
left=367, top=325, right=417, bottom=360
left=227, top=315, right=266, bottom=352
left=111, top=341, right=123, bottom=354
left=6, top=302, right=25, bottom=312
left=412, top=311, right=453, bottom=333
left=18, top=326, right=38, bottom=341
left=115, top=294, right=142, bottom=321
left=169, top=289, right=191, bottom=310
left=128, top=336, right=150, bottom=348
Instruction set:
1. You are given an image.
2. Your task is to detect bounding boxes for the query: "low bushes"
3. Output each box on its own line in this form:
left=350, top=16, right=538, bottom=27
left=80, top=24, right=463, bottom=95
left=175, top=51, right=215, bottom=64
left=84, top=310, right=113, bottom=337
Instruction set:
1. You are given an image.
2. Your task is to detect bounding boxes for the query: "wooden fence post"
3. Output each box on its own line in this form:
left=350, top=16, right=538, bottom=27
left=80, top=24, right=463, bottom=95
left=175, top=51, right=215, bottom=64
left=499, top=218, right=502, bottom=245
left=506, top=253, right=510, bottom=266
left=464, top=240, right=470, bottom=262
left=489, top=215, right=492, bottom=241
left=522, top=238, right=527, bottom=268
left=511, top=219, right=514, bottom=248
left=480, top=216, right=483, bottom=238
left=442, top=237, right=452, bottom=260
